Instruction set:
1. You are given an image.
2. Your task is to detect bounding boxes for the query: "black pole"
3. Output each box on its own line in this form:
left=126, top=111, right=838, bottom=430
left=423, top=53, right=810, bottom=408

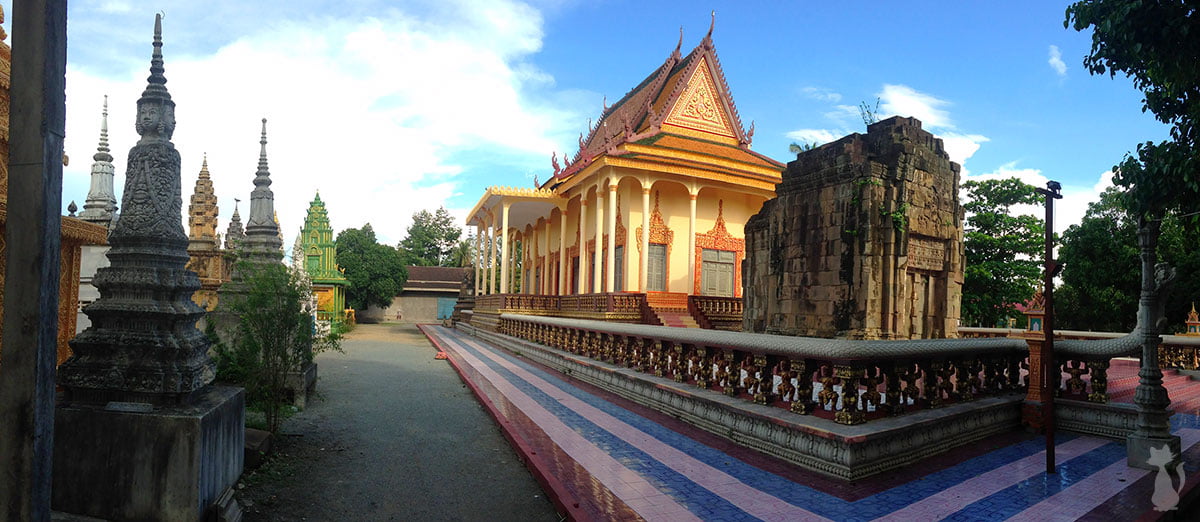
left=0, top=1, right=69, bottom=519
left=1037, top=181, right=1063, bottom=474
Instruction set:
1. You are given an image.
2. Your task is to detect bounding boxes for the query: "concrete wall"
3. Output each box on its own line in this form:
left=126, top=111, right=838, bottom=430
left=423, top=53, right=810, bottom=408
left=363, top=292, right=456, bottom=323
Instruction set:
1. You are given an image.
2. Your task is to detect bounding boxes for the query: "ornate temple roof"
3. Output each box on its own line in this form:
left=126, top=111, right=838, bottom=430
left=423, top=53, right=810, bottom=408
left=550, top=17, right=782, bottom=183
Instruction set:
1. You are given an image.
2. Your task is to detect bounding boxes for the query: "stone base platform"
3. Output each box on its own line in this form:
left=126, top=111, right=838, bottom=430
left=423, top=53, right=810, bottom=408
left=462, top=322, right=1025, bottom=481
left=52, top=386, right=245, bottom=521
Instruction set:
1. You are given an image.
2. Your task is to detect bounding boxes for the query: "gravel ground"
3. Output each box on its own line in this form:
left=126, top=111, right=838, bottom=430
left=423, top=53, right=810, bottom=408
left=236, top=322, right=559, bottom=522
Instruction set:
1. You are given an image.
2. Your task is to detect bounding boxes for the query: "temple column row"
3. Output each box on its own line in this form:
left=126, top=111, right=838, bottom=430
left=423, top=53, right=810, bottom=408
left=578, top=199, right=588, bottom=294
left=488, top=219, right=497, bottom=294
left=558, top=209, right=568, bottom=295
left=500, top=202, right=510, bottom=293
left=606, top=183, right=617, bottom=292
left=593, top=186, right=604, bottom=294
left=474, top=223, right=483, bottom=295
left=687, top=191, right=697, bottom=293
left=639, top=187, right=650, bottom=291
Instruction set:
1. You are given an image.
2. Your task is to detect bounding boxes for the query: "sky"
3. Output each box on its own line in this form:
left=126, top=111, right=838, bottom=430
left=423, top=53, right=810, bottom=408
left=0, top=0, right=1171, bottom=246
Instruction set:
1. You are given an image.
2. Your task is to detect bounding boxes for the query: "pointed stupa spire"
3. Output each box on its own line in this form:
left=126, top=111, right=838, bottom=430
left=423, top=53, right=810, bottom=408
left=59, top=14, right=214, bottom=403
left=79, top=95, right=119, bottom=227
left=224, top=198, right=245, bottom=250
left=198, top=153, right=210, bottom=179
left=188, top=154, right=219, bottom=248
left=241, top=117, right=283, bottom=263
left=94, top=95, right=111, bottom=162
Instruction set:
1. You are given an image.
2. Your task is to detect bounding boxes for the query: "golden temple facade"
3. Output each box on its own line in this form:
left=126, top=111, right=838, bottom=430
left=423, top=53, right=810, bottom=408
left=466, top=25, right=781, bottom=323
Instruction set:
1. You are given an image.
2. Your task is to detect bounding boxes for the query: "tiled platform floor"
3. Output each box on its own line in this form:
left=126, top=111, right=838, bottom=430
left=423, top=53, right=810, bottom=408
left=421, top=325, right=1200, bottom=521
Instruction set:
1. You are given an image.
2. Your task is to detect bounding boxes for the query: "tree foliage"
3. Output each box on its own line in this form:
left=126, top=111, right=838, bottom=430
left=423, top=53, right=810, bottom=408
left=1057, top=187, right=1200, bottom=332
left=336, top=224, right=408, bottom=310
left=398, top=207, right=463, bottom=267
left=213, top=262, right=340, bottom=434
left=961, top=178, right=1045, bottom=327
left=1067, top=1, right=1200, bottom=217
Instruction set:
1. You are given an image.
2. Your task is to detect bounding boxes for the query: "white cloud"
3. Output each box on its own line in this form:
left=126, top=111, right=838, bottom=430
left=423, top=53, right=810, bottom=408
left=61, top=2, right=574, bottom=247
left=99, top=1, right=132, bottom=14
left=937, top=132, right=989, bottom=166
left=800, top=86, right=842, bottom=103
left=878, top=84, right=953, bottom=129
left=785, top=128, right=839, bottom=146
left=965, top=162, right=1113, bottom=234
left=1048, top=45, right=1067, bottom=77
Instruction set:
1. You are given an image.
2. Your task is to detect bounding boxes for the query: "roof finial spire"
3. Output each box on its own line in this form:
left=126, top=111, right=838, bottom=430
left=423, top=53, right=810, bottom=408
left=98, top=95, right=110, bottom=153
left=199, top=152, right=210, bottom=179
left=702, top=10, right=715, bottom=49
left=675, top=26, right=683, bottom=55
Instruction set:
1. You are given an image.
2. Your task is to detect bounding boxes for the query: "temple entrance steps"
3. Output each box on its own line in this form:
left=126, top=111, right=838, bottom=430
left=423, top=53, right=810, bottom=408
left=653, top=309, right=699, bottom=328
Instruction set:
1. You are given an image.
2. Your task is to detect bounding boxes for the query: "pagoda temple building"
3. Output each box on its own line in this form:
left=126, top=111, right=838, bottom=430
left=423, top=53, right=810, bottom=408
left=298, top=192, right=347, bottom=325
left=465, top=22, right=782, bottom=328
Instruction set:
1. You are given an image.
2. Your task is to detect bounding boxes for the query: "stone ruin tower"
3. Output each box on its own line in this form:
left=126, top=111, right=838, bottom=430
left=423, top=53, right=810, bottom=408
left=743, top=116, right=964, bottom=339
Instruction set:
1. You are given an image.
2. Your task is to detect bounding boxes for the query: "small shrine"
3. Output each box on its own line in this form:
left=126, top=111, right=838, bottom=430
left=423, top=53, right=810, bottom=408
left=1024, top=288, right=1046, bottom=333
left=298, top=192, right=348, bottom=325
left=1186, top=303, right=1200, bottom=336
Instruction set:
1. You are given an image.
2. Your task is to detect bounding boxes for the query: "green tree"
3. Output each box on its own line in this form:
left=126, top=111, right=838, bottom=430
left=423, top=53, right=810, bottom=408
left=789, top=142, right=817, bottom=155
left=1056, top=187, right=1141, bottom=331
left=961, top=178, right=1045, bottom=327
left=336, top=224, right=408, bottom=310
left=398, top=207, right=463, bottom=267
left=1057, top=187, right=1200, bottom=332
left=1067, top=1, right=1200, bottom=237
left=448, top=234, right=475, bottom=268
left=213, top=262, right=340, bottom=434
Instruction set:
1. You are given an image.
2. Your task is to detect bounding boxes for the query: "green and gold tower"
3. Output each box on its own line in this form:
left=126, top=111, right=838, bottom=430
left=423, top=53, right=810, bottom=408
left=300, top=192, right=347, bottom=325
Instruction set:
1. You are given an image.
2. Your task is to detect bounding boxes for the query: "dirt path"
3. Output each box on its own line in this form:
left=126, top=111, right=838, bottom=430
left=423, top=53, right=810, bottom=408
left=237, top=322, right=558, bottom=521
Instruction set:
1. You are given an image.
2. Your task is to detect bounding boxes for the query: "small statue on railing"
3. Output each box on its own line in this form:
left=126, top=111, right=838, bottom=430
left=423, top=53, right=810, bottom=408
left=861, top=367, right=883, bottom=411
left=1062, top=359, right=1090, bottom=395
left=899, top=364, right=921, bottom=409
left=817, top=365, right=839, bottom=410
left=774, top=360, right=796, bottom=403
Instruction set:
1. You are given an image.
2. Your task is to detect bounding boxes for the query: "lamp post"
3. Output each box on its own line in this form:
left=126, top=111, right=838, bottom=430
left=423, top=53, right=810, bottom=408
left=1035, top=180, right=1063, bottom=474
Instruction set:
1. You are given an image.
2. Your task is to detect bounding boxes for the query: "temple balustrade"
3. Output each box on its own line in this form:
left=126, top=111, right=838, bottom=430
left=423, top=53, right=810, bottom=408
left=687, top=295, right=743, bottom=331
left=961, top=326, right=1200, bottom=372
left=495, top=314, right=1148, bottom=426
left=473, top=292, right=657, bottom=328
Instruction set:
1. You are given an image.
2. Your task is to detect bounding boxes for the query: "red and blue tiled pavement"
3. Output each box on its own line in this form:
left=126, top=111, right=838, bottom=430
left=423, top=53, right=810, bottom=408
left=420, top=325, right=1200, bottom=521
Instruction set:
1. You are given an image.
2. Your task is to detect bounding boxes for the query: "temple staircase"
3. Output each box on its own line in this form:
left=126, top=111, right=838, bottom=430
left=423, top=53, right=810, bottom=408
left=654, top=310, right=699, bottom=328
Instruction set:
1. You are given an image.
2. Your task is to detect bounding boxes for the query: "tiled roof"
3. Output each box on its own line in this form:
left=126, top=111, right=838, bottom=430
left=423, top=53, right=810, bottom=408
left=406, top=265, right=470, bottom=284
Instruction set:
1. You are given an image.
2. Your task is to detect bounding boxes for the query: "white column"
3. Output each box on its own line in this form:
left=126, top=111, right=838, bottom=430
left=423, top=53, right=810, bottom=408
left=488, top=220, right=497, bottom=294
left=474, top=224, right=482, bottom=295
left=688, top=192, right=697, bottom=295
left=640, top=186, right=651, bottom=291
left=606, top=184, right=617, bottom=292
left=531, top=223, right=539, bottom=294
left=593, top=188, right=604, bottom=293
left=500, top=203, right=510, bottom=294
left=578, top=199, right=588, bottom=294
left=559, top=210, right=568, bottom=295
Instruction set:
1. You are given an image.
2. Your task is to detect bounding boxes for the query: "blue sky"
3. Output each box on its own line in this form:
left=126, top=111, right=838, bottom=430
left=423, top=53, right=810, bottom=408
left=1, top=1, right=1168, bottom=244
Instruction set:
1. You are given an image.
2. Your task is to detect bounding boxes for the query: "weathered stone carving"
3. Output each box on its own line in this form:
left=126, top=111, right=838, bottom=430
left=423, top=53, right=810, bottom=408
left=744, top=116, right=964, bottom=339
left=58, top=15, right=213, bottom=404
